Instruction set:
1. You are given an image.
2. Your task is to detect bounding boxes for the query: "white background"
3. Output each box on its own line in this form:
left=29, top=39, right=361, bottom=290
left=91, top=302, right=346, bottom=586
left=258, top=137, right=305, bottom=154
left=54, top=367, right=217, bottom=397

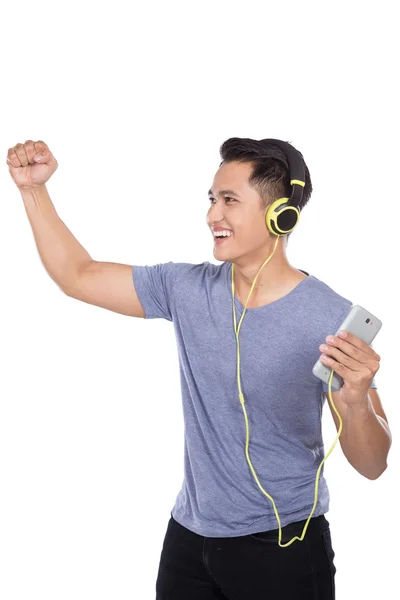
left=1, top=1, right=398, bottom=598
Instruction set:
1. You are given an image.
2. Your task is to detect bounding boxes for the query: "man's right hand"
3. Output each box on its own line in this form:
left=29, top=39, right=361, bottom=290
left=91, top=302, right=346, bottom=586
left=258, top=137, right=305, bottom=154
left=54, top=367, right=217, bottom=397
left=6, top=140, right=58, bottom=189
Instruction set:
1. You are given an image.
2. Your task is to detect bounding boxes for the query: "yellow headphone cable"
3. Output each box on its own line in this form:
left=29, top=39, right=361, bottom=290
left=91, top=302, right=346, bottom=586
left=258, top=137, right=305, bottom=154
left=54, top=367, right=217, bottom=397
left=231, top=235, right=341, bottom=548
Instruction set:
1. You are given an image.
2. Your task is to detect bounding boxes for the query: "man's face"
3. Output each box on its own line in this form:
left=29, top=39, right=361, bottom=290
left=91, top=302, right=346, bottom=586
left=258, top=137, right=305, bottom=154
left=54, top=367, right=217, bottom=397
left=206, top=161, right=272, bottom=262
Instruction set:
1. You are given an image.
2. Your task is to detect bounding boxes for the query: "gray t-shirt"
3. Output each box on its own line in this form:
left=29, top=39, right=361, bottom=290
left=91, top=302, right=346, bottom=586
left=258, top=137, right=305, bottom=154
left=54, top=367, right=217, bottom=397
left=132, top=260, right=377, bottom=538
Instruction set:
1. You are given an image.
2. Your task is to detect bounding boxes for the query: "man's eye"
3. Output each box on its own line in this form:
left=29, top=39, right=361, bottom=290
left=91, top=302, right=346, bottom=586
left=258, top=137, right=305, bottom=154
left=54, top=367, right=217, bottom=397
left=209, top=197, right=235, bottom=203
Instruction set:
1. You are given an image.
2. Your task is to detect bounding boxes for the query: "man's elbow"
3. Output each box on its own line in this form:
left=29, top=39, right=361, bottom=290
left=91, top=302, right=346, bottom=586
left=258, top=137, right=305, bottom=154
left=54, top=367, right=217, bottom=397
left=365, top=462, right=388, bottom=480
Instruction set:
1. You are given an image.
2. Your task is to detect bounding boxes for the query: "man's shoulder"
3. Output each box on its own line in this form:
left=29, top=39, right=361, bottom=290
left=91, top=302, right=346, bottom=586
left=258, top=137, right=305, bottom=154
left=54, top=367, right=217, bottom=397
left=306, top=272, right=353, bottom=326
left=308, top=273, right=352, bottom=304
left=166, top=260, right=226, bottom=281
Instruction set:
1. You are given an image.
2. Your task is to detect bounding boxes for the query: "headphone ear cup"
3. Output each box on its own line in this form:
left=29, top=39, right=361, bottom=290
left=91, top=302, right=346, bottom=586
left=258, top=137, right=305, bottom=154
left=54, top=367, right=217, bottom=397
left=266, top=198, right=300, bottom=235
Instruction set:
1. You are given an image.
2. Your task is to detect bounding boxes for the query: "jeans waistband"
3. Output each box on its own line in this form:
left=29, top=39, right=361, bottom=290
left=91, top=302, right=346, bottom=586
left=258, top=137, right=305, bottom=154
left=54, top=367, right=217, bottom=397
left=252, top=514, right=329, bottom=541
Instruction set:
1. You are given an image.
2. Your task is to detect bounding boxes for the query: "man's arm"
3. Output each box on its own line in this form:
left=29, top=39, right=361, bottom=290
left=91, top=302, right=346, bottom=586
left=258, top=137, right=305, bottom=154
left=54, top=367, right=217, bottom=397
left=325, top=388, right=392, bottom=480
left=20, top=184, right=145, bottom=318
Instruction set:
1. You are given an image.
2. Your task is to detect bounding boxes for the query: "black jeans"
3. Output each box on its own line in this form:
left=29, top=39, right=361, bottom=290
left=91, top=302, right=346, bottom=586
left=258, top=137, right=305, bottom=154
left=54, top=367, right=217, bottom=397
left=156, top=513, right=336, bottom=599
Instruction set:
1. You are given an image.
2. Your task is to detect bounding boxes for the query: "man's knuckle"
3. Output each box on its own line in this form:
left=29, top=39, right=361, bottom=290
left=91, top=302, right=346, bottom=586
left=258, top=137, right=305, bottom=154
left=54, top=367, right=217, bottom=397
left=372, top=361, right=380, bottom=373
left=349, top=346, right=357, bottom=358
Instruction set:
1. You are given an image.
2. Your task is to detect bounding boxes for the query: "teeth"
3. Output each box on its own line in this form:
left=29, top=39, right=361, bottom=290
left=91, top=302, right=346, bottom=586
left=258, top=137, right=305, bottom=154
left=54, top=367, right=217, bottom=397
left=214, top=230, right=232, bottom=237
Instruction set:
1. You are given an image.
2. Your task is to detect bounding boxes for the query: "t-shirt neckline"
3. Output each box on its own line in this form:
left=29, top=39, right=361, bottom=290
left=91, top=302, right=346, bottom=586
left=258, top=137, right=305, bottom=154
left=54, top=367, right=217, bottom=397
left=225, top=262, right=313, bottom=312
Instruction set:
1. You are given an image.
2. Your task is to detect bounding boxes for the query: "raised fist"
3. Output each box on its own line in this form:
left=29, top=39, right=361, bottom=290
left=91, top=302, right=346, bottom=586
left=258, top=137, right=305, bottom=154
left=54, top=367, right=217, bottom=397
left=6, top=140, right=58, bottom=189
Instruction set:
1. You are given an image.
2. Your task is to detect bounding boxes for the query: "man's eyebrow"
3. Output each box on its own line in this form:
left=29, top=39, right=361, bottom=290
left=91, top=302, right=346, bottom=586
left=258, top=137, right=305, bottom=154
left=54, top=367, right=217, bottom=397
left=208, top=188, right=241, bottom=197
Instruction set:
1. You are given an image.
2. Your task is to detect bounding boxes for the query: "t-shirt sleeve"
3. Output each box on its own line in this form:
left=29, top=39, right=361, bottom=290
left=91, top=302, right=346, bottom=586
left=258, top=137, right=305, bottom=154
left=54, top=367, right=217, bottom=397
left=131, top=261, right=183, bottom=321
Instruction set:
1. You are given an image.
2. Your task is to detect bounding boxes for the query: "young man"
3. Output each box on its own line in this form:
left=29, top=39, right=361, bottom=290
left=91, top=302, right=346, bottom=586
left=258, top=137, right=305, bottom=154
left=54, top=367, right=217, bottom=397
left=7, top=138, right=391, bottom=600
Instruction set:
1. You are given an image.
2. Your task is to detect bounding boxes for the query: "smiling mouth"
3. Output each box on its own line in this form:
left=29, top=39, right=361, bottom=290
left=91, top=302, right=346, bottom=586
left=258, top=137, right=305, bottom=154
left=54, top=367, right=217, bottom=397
left=214, top=234, right=233, bottom=244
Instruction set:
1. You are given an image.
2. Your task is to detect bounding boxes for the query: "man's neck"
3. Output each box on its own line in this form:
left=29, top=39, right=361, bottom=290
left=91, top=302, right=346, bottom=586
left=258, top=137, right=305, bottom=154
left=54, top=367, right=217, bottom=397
left=231, top=243, right=306, bottom=305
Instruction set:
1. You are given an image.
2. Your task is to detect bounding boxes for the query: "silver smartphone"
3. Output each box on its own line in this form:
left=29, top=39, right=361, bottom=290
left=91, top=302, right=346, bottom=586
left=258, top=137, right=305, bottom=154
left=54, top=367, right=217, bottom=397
left=312, top=304, right=382, bottom=389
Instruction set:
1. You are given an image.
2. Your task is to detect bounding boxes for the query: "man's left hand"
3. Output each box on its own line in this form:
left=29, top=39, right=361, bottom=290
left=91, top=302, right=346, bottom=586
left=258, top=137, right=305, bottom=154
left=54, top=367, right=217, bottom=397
left=319, top=330, right=381, bottom=406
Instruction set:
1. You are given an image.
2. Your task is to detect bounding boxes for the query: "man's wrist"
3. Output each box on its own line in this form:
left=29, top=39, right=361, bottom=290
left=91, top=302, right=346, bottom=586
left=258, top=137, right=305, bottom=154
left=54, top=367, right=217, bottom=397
left=346, top=393, right=372, bottom=416
left=19, top=183, right=47, bottom=193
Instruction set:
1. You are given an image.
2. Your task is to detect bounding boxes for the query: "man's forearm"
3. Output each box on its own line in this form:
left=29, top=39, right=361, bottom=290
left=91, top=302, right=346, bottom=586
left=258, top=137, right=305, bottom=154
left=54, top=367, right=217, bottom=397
left=20, top=184, right=92, bottom=290
left=340, top=394, right=391, bottom=479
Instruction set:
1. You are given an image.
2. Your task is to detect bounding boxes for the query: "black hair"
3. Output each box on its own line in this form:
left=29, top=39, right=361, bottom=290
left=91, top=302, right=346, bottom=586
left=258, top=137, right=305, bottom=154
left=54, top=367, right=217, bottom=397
left=218, top=137, right=312, bottom=238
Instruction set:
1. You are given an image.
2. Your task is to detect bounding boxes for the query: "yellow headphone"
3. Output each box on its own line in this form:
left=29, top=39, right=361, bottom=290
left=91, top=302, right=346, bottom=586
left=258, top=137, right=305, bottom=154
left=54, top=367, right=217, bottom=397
left=231, top=139, right=341, bottom=547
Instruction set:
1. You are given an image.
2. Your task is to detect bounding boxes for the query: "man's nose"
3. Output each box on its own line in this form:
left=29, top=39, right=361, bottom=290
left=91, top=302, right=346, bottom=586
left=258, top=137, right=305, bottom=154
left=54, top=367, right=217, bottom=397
left=207, top=200, right=225, bottom=222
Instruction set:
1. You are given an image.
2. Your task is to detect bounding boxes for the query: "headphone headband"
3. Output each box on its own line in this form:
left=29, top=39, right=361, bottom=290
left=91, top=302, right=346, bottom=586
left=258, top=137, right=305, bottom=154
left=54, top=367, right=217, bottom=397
left=261, top=139, right=306, bottom=209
